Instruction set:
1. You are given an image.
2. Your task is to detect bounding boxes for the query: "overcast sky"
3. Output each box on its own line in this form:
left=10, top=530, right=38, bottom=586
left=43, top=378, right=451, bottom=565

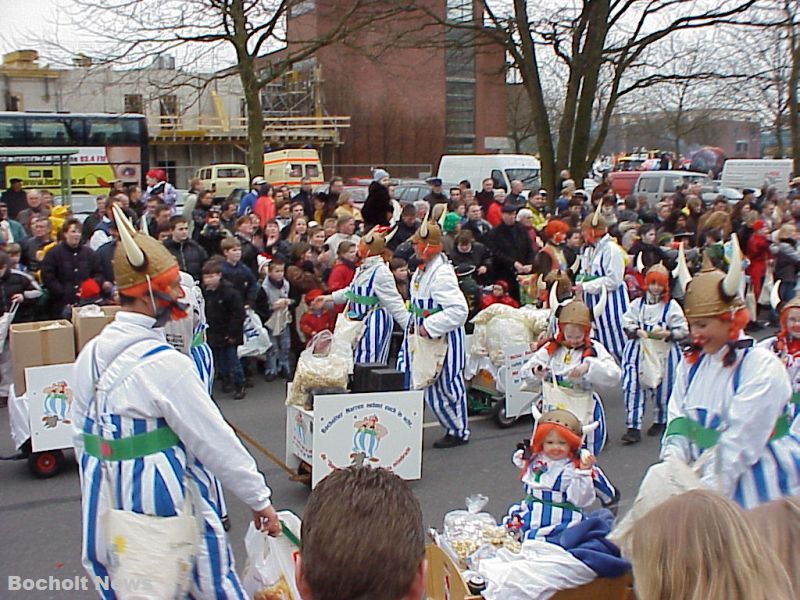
left=1, top=0, right=69, bottom=55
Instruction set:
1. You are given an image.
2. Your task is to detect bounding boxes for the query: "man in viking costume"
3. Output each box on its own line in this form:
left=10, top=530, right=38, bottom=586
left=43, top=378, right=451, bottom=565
left=574, top=202, right=630, bottom=363
left=397, top=211, right=470, bottom=448
left=71, top=206, right=279, bottom=598
left=329, top=225, right=409, bottom=364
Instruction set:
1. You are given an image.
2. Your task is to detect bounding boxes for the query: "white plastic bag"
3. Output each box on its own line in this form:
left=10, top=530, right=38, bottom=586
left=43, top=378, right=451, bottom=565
left=239, top=308, right=273, bottom=358
left=287, top=331, right=350, bottom=406
left=0, top=300, right=19, bottom=353
left=242, top=511, right=302, bottom=600
left=409, top=332, right=447, bottom=390
left=608, top=451, right=713, bottom=555
left=639, top=338, right=668, bottom=389
left=759, top=265, right=774, bottom=305
left=332, top=311, right=364, bottom=351
left=101, top=485, right=200, bottom=599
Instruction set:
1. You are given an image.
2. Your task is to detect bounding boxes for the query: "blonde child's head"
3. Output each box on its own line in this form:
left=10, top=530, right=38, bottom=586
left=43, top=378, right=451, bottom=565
left=746, top=496, right=800, bottom=594
left=628, top=490, right=793, bottom=600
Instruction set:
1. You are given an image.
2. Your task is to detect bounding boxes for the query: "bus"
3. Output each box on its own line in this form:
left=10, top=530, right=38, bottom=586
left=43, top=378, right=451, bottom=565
left=0, top=112, right=148, bottom=195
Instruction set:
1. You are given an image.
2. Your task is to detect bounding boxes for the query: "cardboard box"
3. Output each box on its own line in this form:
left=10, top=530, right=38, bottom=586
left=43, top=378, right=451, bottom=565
left=72, top=306, right=121, bottom=351
left=10, top=320, right=75, bottom=396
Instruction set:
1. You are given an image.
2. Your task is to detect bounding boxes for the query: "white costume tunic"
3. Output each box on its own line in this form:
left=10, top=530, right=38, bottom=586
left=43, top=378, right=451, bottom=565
left=502, top=453, right=595, bottom=542
left=578, top=234, right=630, bottom=363
left=72, top=312, right=271, bottom=599
left=397, top=253, right=469, bottom=439
left=757, top=336, right=800, bottom=435
left=521, top=340, right=620, bottom=457
left=662, top=341, right=800, bottom=509
left=621, top=295, right=688, bottom=430
left=332, top=255, right=409, bottom=365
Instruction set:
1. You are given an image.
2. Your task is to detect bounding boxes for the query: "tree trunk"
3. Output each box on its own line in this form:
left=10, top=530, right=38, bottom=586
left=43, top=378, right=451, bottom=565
left=775, top=110, right=785, bottom=157
left=789, top=10, right=800, bottom=173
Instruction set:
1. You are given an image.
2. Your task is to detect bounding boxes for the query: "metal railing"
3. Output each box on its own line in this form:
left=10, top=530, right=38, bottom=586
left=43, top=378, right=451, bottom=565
left=147, top=114, right=350, bottom=143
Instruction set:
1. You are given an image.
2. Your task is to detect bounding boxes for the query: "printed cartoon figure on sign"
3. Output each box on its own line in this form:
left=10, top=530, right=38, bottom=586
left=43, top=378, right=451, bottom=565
left=294, top=412, right=306, bottom=446
left=41, top=381, right=73, bottom=429
left=351, top=415, right=388, bottom=463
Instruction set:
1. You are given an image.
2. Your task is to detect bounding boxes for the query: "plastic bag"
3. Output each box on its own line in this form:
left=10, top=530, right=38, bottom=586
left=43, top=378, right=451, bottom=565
left=242, top=512, right=302, bottom=600
left=608, top=452, right=713, bottom=555
left=442, top=495, right=498, bottom=564
left=239, top=308, right=273, bottom=358
left=287, top=331, right=351, bottom=406
left=332, top=311, right=364, bottom=350
left=409, top=332, right=447, bottom=389
left=470, top=305, right=547, bottom=366
left=0, top=300, right=19, bottom=353
left=638, top=338, right=668, bottom=389
left=759, top=265, right=774, bottom=305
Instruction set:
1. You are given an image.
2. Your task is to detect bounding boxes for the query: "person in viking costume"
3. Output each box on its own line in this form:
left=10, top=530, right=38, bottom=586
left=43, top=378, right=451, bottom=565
left=71, top=206, right=279, bottom=599
left=574, top=201, right=630, bottom=363
left=328, top=225, right=409, bottom=365
left=620, top=262, right=688, bottom=445
left=759, top=285, right=800, bottom=434
left=397, top=210, right=470, bottom=448
left=503, top=409, right=611, bottom=542
left=662, top=234, right=800, bottom=509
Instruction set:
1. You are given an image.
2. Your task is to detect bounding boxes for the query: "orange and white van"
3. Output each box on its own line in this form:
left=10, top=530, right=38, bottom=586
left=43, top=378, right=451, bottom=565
left=263, top=149, right=324, bottom=190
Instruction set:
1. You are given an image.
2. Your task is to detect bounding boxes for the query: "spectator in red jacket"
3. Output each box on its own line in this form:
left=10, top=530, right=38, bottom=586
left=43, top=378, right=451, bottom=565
left=485, top=191, right=504, bottom=227
left=746, top=219, right=771, bottom=302
left=327, top=241, right=357, bottom=313
left=299, top=288, right=336, bottom=344
left=480, top=280, right=520, bottom=310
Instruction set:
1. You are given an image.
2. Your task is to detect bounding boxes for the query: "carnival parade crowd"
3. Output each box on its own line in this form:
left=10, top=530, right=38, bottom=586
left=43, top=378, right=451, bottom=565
left=6, top=163, right=800, bottom=599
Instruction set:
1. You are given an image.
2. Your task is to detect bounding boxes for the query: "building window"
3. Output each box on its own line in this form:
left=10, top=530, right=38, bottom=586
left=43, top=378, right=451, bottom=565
left=160, top=95, right=178, bottom=128
left=289, top=0, right=315, bottom=17
left=124, top=94, right=144, bottom=114
left=447, top=0, right=473, bottom=23
left=5, top=93, right=22, bottom=111
left=735, top=140, right=749, bottom=154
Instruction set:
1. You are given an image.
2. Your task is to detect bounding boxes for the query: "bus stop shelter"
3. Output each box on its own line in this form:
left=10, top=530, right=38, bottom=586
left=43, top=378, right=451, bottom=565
left=0, top=147, right=78, bottom=204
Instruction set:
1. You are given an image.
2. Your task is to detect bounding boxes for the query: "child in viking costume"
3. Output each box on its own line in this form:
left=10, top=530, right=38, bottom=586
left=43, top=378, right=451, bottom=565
left=662, top=234, right=800, bottom=509
left=758, top=285, right=800, bottom=434
left=328, top=225, right=409, bottom=364
left=574, top=202, right=630, bottom=363
left=620, top=262, right=688, bottom=445
left=397, top=210, right=470, bottom=448
left=71, top=206, right=279, bottom=599
left=503, top=409, right=603, bottom=542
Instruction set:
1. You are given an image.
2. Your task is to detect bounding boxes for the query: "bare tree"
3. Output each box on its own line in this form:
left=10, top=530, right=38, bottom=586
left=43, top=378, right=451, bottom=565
left=470, top=0, right=758, bottom=197
left=40, top=0, right=406, bottom=178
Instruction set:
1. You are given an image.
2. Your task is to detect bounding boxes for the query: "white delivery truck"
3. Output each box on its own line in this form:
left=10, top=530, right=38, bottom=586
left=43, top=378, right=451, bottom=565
left=437, top=154, right=541, bottom=192
left=720, top=159, right=793, bottom=195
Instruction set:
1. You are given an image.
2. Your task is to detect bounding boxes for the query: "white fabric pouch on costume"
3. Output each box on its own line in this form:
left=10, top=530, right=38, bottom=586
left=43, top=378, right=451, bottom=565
left=239, top=308, right=273, bottom=358
left=333, top=312, right=365, bottom=350
left=541, top=380, right=594, bottom=427
left=101, top=484, right=200, bottom=599
left=242, top=511, right=302, bottom=600
left=608, top=451, right=713, bottom=555
left=639, top=338, right=668, bottom=389
left=409, top=332, right=447, bottom=390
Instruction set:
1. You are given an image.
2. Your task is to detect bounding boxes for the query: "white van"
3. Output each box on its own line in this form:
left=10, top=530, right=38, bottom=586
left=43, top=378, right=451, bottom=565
left=720, top=159, right=793, bottom=195
left=437, top=154, right=541, bottom=192
left=263, top=149, right=324, bottom=190
left=633, top=170, right=711, bottom=207
left=195, top=163, right=250, bottom=200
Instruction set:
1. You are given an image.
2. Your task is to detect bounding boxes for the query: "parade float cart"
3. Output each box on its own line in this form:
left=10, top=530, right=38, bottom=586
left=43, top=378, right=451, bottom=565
left=285, top=390, right=424, bottom=488
left=8, top=320, right=77, bottom=477
left=7, top=309, right=118, bottom=478
left=465, top=340, right=540, bottom=428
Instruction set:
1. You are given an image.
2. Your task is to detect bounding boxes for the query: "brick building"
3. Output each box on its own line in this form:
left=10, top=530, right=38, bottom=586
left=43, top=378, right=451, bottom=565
left=274, top=0, right=508, bottom=177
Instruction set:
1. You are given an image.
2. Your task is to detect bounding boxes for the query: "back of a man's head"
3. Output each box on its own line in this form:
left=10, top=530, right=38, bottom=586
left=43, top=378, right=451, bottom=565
left=297, top=467, right=425, bottom=600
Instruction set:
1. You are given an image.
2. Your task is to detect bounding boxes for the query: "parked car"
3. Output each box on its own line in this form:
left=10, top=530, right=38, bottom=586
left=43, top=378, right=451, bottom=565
left=700, top=181, right=743, bottom=205
left=313, top=184, right=368, bottom=210
left=633, top=170, right=711, bottom=207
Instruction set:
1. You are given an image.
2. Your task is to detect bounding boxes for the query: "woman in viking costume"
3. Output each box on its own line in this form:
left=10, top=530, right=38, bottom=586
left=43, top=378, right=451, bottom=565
left=329, top=225, right=409, bottom=365
left=71, top=206, right=279, bottom=598
left=620, top=261, right=688, bottom=444
left=574, top=201, right=630, bottom=363
left=662, top=234, right=800, bottom=508
left=397, top=210, right=470, bottom=449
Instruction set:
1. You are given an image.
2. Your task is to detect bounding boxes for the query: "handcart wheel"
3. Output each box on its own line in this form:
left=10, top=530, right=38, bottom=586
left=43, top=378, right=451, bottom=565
left=28, top=450, right=64, bottom=479
left=295, top=461, right=312, bottom=487
left=491, top=397, right=518, bottom=429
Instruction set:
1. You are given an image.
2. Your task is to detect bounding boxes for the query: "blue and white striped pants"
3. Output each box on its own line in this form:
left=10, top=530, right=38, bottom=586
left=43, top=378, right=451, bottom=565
left=585, top=287, right=628, bottom=363
left=354, top=307, right=392, bottom=365
left=622, top=340, right=680, bottom=430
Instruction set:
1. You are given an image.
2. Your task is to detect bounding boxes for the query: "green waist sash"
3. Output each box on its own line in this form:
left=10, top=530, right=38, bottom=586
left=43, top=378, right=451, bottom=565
left=408, top=305, right=443, bottom=318
left=792, top=391, right=800, bottom=405
left=575, top=274, right=599, bottom=283
left=83, top=426, right=180, bottom=461
left=665, top=414, right=791, bottom=450
left=344, top=290, right=380, bottom=306
left=526, top=494, right=582, bottom=514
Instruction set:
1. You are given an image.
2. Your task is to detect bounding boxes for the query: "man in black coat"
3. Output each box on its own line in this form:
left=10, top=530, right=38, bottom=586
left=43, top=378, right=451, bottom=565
left=361, top=169, right=393, bottom=230
left=41, top=219, right=105, bottom=319
left=423, top=178, right=448, bottom=206
left=1, top=179, right=27, bottom=220
left=387, top=204, right=418, bottom=251
left=163, top=216, right=208, bottom=281
left=292, top=177, right=315, bottom=219
left=486, top=205, right=535, bottom=300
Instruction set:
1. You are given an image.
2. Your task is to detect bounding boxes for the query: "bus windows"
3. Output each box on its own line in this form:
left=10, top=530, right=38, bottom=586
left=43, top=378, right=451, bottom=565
left=85, top=119, right=140, bottom=146
left=0, top=120, right=25, bottom=145
left=26, top=118, right=83, bottom=145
